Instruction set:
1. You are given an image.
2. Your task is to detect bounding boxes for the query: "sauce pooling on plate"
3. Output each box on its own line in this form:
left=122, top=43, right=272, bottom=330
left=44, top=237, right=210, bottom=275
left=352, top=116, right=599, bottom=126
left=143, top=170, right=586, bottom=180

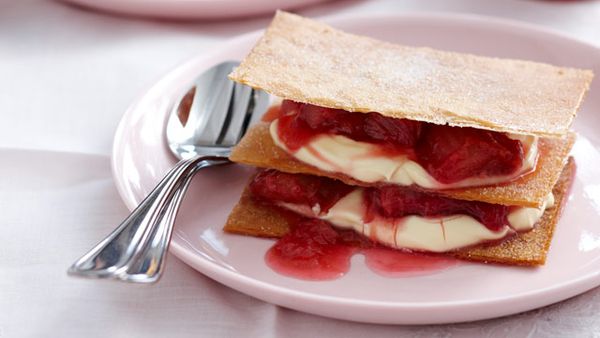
left=265, top=218, right=459, bottom=281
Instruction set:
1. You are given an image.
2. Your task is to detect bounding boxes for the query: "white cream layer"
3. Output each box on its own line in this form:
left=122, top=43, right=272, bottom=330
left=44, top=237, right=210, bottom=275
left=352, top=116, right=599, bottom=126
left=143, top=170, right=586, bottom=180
left=278, top=189, right=554, bottom=253
left=270, top=120, right=538, bottom=190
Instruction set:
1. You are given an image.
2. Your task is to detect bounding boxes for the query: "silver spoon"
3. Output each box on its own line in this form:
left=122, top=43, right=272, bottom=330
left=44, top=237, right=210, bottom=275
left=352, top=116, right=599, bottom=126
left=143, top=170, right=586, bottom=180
left=68, top=61, right=270, bottom=283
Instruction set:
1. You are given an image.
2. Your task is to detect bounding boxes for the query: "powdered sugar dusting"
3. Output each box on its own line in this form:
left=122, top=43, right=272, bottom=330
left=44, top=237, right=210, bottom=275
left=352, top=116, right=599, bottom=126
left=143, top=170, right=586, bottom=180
left=229, top=11, right=593, bottom=137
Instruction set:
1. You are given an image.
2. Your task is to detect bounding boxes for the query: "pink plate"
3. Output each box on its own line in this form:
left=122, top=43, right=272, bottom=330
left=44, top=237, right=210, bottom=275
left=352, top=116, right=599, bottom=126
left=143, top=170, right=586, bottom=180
left=60, top=0, right=330, bottom=20
left=111, top=13, right=600, bottom=324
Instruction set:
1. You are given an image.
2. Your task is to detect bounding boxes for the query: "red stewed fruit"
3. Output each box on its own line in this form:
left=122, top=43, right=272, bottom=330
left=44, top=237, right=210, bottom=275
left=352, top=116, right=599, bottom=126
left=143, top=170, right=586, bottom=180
left=273, top=100, right=525, bottom=184
left=276, top=100, right=422, bottom=152
left=365, top=186, right=511, bottom=231
left=250, top=169, right=354, bottom=213
left=250, top=170, right=511, bottom=231
left=415, top=125, right=524, bottom=184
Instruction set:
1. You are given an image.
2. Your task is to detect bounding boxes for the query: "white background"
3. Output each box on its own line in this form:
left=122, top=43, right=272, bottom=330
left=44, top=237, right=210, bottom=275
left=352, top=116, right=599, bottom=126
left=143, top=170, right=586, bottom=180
left=1, top=0, right=599, bottom=337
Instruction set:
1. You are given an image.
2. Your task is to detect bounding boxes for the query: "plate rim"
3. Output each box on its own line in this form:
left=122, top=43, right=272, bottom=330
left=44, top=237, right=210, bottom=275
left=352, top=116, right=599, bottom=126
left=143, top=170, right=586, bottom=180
left=58, top=0, right=331, bottom=20
left=111, top=11, right=600, bottom=324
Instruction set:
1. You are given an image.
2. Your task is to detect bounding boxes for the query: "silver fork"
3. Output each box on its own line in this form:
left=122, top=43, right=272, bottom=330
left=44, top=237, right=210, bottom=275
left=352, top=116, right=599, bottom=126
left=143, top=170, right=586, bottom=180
left=68, top=61, right=269, bottom=283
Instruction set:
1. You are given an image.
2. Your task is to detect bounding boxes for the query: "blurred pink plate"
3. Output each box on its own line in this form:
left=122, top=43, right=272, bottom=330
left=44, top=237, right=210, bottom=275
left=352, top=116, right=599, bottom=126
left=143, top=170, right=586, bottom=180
left=60, top=0, right=330, bottom=19
left=112, top=13, right=600, bottom=324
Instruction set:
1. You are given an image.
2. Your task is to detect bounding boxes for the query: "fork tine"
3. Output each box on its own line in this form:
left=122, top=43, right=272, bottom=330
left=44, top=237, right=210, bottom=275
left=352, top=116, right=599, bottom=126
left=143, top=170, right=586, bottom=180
left=188, top=63, right=236, bottom=144
left=248, top=89, right=271, bottom=128
left=220, top=85, right=271, bottom=146
left=219, top=83, right=253, bottom=146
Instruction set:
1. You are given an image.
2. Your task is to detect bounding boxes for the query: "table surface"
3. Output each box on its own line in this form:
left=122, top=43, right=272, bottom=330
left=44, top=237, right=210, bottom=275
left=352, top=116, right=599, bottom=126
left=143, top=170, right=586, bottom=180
left=1, top=0, right=600, bottom=337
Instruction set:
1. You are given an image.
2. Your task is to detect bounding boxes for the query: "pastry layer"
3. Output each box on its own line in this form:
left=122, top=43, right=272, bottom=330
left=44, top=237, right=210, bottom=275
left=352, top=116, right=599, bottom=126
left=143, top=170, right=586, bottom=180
left=230, top=122, right=575, bottom=207
left=229, top=11, right=593, bottom=137
left=223, top=158, right=575, bottom=266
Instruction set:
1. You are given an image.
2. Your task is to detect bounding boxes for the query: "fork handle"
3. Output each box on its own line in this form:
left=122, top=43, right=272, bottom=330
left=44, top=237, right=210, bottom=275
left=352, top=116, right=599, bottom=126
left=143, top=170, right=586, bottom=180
left=68, top=155, right=230, bottom=283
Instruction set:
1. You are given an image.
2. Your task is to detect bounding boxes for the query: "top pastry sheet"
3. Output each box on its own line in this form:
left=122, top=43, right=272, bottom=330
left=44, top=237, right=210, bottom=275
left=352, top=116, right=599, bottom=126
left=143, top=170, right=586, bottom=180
left=229, top=11, right=593, bottom=137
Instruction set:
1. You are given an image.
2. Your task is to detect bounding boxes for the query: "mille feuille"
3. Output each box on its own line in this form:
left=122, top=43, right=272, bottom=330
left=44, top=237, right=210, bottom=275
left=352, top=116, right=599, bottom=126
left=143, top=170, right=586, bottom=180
left=223, top=11, right=593, bottom=266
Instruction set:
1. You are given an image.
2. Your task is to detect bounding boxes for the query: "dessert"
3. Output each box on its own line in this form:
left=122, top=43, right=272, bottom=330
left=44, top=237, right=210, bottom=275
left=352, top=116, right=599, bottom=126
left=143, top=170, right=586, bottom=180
left=223, top=11, right=593, bottom=273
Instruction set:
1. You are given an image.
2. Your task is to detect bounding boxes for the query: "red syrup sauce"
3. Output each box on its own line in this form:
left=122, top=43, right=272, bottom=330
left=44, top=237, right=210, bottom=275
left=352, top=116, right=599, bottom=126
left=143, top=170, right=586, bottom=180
left=265, top=218, right=459, bottom=281
left=362, top=247, right=459, bottom=278
left=273, top=100, right=525, bottom=184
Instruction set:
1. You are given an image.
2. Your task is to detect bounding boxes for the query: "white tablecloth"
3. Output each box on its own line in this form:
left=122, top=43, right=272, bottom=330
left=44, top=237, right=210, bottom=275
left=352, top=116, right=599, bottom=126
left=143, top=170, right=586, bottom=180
left=2, top=1, right=599, bottom=337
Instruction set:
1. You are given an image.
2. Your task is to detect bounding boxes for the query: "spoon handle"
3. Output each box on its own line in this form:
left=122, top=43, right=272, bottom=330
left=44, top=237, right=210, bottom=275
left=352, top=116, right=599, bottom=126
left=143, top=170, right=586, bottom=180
left=68, top=155, right=230, bottom=283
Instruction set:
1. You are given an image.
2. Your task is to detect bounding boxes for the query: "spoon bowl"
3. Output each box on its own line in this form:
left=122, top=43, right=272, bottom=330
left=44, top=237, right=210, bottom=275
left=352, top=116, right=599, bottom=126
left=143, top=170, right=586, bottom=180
left=167, top=61, right=268, bottom=159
